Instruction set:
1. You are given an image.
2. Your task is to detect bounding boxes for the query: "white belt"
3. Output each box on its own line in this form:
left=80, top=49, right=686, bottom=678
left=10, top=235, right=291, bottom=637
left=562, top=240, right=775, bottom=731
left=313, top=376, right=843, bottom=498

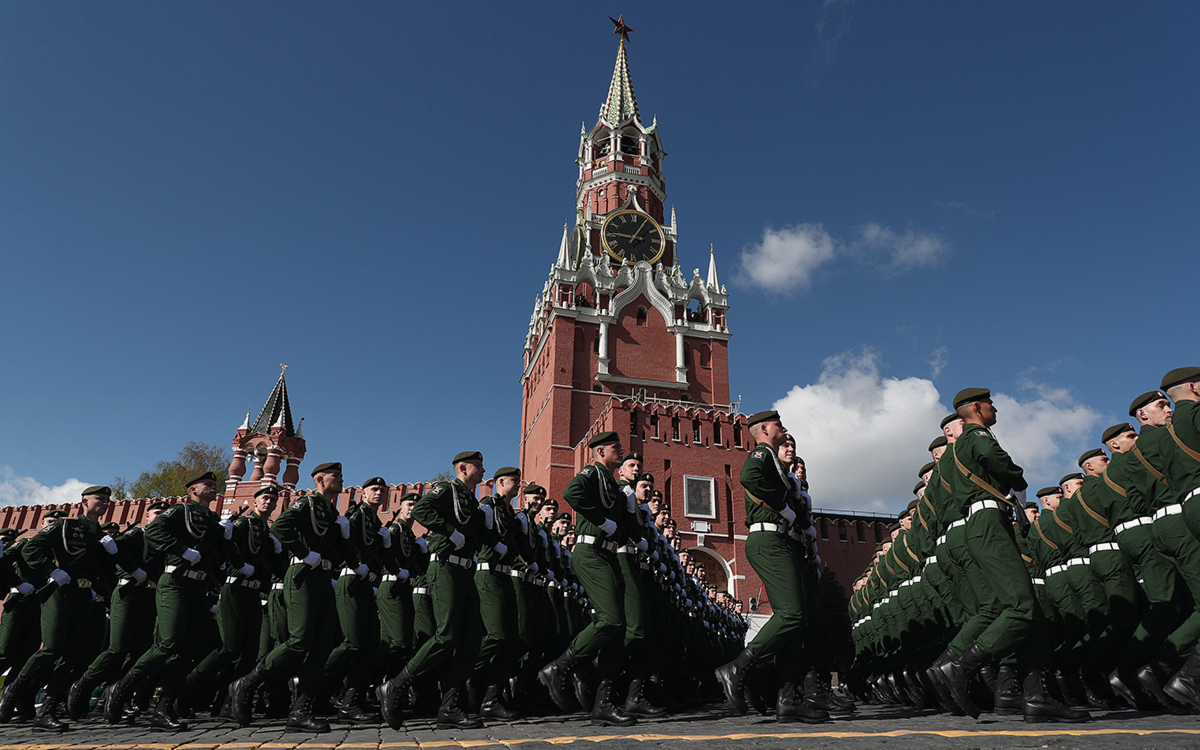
left=616, top=545, right=639, bottom=554
left=413, top=586, right=428, bottom=595
left=118, top=578, right=156, bottom=589
left=575, top=535, right=617, bottom=552
left=164, top=566, right=207, bottom=581
left=1068, top=557, right=1089, bottom=567
left=290, top=556, right=333, bottom=570
left=1185, top=487, right=1200, bottom=504
left=935, top=535, right=947, bottom=546
left=1115, top=516, right=1153, bottom=535
left=444, top=555, right=473, bottom=569
left=232, top=578, right=261, bottom=590
left=1154, top=504, right=1183, bottom=521
left=899, top=580, right=913, bottom=588
left=912, top=575, right=922, bottom=584
left=1090, top=542, right=1121, bottom=555
left=381, top=573, right=407, bottom=582
left=477, top=562, right=511, bottom=574
left=272, top=582, right=285, bottom=591
left=949, top=519, right=966, bottom=530
left=968, top=499, right=1003, bottom=517
left=1031, top=578, right=1046, bottom=586
left=339, top=567, right=367, bottom=578
left=1046, top=564, right=1068, bottom=577
left=926, top=554, right=937, bottom=565
left=748, top=523, right=782, bottom=533
left=881, top=597, right=891, bottom=604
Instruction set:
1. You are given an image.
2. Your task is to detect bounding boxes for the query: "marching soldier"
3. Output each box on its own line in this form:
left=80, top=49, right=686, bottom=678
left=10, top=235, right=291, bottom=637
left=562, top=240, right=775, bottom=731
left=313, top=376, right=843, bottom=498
left=377, top=491, right=421, bottom=685
left=474, top=466, right=523, bottom=719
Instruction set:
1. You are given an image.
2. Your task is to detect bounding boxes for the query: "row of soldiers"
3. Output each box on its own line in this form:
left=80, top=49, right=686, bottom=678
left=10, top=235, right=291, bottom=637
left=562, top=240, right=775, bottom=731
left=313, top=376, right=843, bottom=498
left=0, top=439, right=746, bottom=733
left=848, top=366, right=1200, bottom=723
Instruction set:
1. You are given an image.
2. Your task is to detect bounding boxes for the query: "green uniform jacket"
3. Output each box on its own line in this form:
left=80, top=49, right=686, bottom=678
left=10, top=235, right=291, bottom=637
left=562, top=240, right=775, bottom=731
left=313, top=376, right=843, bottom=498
left=1063, top=475, right=1120, bottom=548
left=563, top=462, right=625, bottom=541
left=113, top=526, right=165, bottom=583
left=1161, top=401, right=1200, bottom=497
left=945, top=424, right=1027, bottom=515
left=414, top=479, right=482, bottom=557
left=478, top=495, right=519, bottom=565
left=1031, top=509, right=1073, bottom=566
left=272, top=492, right=340, bottom=566
left=230, top=512, right=276, bottom=587
left=1125, top=426, right=1174, bottom=512
left=740, top=443, right=791, bottom=527
left=338, top=500, right=386, bottom=576
left=21, top=516, right=109, bottom=585
left=145, top=501, right=237, bottom=576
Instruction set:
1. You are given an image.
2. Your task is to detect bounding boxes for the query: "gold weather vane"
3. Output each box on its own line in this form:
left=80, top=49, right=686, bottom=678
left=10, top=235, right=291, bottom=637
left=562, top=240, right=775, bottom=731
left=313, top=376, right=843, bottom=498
left=610, top=15, right=633, bottom=44
left=280, top=363, right=289, bottom=375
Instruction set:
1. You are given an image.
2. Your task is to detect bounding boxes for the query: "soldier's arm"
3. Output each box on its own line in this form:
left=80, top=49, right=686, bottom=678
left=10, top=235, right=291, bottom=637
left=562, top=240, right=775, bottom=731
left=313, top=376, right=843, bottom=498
left=972, top=432, right=1028, bottom=493
left=113, top=528, right=145, bottom=574
left=563, top=469, right=607, bottom=527
left=412, top=484, right=458, bottom=537
left=144, top=507, right=192, bottom=557
left=739, top=447, right=789, bottom=511
left=19, top=522, right=61, bottom=580
left=271, top=501, right=312, bottom=560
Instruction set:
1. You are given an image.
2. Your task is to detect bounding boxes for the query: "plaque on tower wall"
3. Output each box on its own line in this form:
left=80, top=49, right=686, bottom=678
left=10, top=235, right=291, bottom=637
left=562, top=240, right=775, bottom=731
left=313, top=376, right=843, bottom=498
left=683, top=475, right=716, bottom=519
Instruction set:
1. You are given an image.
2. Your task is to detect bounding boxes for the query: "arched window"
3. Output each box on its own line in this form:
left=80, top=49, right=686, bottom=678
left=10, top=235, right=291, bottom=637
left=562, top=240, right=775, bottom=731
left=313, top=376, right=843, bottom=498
left=636, top=306, right=647, bottom=326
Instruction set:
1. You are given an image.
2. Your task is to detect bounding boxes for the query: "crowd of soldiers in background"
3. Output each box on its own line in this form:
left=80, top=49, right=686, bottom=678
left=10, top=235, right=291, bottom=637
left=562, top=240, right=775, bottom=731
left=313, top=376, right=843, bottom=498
left=0, top=446, right=748, bottom=733
left=849, top=367, right=1200, bottom=723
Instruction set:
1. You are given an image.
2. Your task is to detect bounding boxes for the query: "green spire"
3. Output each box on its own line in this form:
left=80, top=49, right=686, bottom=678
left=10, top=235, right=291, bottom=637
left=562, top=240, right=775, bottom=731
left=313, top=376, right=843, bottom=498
left=599, top=39, right=639, bottom=127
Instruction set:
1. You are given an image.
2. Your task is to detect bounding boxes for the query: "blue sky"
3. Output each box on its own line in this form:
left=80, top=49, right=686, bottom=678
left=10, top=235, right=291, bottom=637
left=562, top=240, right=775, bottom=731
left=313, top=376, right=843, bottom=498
left=2, top=2, right=1196, bottom=513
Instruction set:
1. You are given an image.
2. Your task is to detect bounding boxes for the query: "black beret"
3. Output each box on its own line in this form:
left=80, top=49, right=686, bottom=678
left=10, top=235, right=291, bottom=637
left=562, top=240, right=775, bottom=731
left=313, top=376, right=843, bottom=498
left=82, top=485, right=112, bottom=497
left=927, top=435, right=948, bottom=452
left=555, top=512, right=572, bottom=523
left=44, top=509, right=68, bottom=519
left=147, top=500, right=171, bottom=511
left=0, top=528, right=18, bottom=539
left=747, top=410, right=780, bottom=427
left=782, top=433, right=796, bottom=445
left=940, top=413, right=960, bottom=429
left=587, top=431, right=619, bottom=448
left=492, top=467, right=520, bottom=480
left=1025, top=501, right=1040, bottom=510
left=310, top=462, right=342, bottom=477
left=399, top=491, right=421, bottom=502
left=254, top=485, right=279, bottom=498
left=1101, top=422, right=1136, bottom=444
left=1078, top=448, right=1106, bottom=467
left=952, top=387, right=991, bottom=409
left=523, top=483, right=546, bottom=496
left=1128, top=390, right=1167, bottom=417
left=362, top=476, right=388, bottom=489
left=795, top=456, right=805, bottom=466
left=906, top=498, right=919, bottom=511
left=651, top=489, right=664, bottom=499
left=918, top=461, right=935, bottom=477
left=621, top=452, right=643, bottom=463
left=541, top=497, right=559, bottom=507
left=185, top=471, right=217, bottom=488
left=913, top=481, right=925, bottom=495
left=1036, top=486, right=1061, bottom=498
left=1162, top=367, right=1200, bottom=391
left=101, top=522, right=120, bottom=534
left=452, top=451, right=483, bottom=464
left=886, top=522, right=898, bottom=532
left=636, top=472, right=655, bottom=484
left=1059, top=472, right=1084, bottom=486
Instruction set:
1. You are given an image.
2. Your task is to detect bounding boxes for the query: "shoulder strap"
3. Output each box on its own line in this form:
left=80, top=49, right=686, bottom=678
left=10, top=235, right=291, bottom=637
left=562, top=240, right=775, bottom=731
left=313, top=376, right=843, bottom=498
left=1102, top=468, right=1127, bottom=497
left=1054, top=507, right=1075, bottom=534
left=1132, top=444, right=1169, bottom=486
left=1167, top=422, right=1200, bottom=463
left=1073, top=485, right=1110, bottom=529
left=952, top=440, right=1013, bottom=507
left=1033, top=516, right=1059, bottom=550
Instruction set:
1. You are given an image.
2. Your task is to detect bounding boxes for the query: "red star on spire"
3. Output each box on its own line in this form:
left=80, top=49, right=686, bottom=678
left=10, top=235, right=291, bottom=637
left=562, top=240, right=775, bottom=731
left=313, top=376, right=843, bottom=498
left=609, top=15, right=633, bottom=44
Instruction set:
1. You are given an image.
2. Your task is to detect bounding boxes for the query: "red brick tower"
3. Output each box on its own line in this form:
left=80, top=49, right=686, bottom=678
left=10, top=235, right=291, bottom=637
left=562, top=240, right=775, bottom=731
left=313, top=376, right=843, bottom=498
left=223, top=365, right=307, bottom=509
left=519, top=34, right=757, bottom=600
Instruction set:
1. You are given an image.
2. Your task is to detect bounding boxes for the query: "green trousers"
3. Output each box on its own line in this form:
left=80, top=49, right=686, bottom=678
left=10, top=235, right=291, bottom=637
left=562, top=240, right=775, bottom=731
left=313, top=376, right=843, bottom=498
left=83, top=583, right=155, bottom=683
left=1086, top=549, right=1140, bottom=673
left=17, top=586, right=102, bottom=696
left=567, top=543, right=626, bottom=678
left=377, top=579, right=414, bottom=677
left=475, top=568, right=519, bottom=684
left=0, top=593, right=41, bottom=679
left=325, top=574, right=380, bottom=688
left=1152, top=514, right=1200, bottom=657
left=1119, top=524, right=1184, bottom=669
left=193, top=582, right=263, bottom=686
left=616, top=551, right=648, bottom=669
left=127, top=572, right=211, bottom=690
left=404, top=561, right=482, bottom=686
left=257, top=564, right=338, bottom=691
left=745, top=531, right=808, bottom=664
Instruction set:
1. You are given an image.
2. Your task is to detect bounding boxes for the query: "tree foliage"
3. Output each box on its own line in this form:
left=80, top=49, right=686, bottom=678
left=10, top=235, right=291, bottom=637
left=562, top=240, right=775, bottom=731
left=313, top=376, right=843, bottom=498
left=111, top=442, right=230, bottom=500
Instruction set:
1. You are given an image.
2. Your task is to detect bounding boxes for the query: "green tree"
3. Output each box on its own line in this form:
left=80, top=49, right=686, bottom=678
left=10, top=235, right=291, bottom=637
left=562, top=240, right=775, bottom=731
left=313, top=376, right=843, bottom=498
left=111, top=441, right=230, bottom=500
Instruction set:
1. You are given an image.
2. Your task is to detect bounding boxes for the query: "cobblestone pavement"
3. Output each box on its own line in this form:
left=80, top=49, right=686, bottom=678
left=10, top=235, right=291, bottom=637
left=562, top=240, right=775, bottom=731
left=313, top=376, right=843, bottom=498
left=1, top=704, right=1198, bottom=750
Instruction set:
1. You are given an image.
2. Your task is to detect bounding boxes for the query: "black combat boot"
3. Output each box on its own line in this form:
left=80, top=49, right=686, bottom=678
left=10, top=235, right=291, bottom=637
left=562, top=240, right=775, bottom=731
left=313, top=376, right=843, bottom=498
left=65, top=675, right=96, bottom=721
left=993, top=665, right=1022, bottom=716
left=377, top=666, right=414, bottom=730
left=479, top=684, right=520, bottom=720
left=936, top=643, right=988, bottom=718
left=149, top=686, right=189, bottom=732
left=1108, top=667, right=1149, bottom=710
left=591, top=679, right=636, bottom=727
left=713, top=648, right=758, bottom=715
left=803, top=671, right=849, bottom=714
left=624, top=677, right=666, bottom=717
left=572, top=660, right=596, bottom=713
left=103, top=672, right=138, bottom=725
left=32, top=694, right=69, bottom=732
left=0, top=674, right=31, bottom=723
left=775, top=681, right=829, bottom=724
left=436, top=686, right=483, bottom=729
left=1135, top=650, right=1189, bottom=714
left=337, top=687, right=379, bottom=724
left=227, top=668, right=263, bottom=727
left=538, top=648, right=581, bottom=712
left=1022, top=668, right=1091, bottom=723
left=1164, top=647, right=1200, bottom=711
left=286, top=690, right=331, bottom=733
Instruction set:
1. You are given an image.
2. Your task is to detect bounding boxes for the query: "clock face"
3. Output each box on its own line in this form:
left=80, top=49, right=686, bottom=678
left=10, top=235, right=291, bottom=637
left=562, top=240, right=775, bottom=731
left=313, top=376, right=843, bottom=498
left=601, top=210, right=666, bottom=265
left=568, top=225, right=585, bottom=268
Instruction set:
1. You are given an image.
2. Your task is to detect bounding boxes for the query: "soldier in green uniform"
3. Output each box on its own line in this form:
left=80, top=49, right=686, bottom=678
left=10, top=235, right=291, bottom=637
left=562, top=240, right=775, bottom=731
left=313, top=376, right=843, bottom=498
left=377, top=491, right=421, bottom=686
left=715, top=410, right=828, bottom=724
left=68, top=500, right=170, bottom=720
left=230, top=462, right=344, bottom=732
left=0, top=485, right=116, bottom=731
left=538, top=431, right=638, bottom=726
left=510, top=484, right=549, bottom=710
left=473, top=466, right=523, bottom=719
left=621, top=471, right=669, bottom=717
left=0, top=527, right=42, bottom=722
left=106, top=472, right=242, bottom=731
left=187, top=486, right=279, bottom=717
left=935, top=388, right=1087, bottom=723
left=326, top=476, right=390, bottom=723
left=379, top=451, right=486, bottom=730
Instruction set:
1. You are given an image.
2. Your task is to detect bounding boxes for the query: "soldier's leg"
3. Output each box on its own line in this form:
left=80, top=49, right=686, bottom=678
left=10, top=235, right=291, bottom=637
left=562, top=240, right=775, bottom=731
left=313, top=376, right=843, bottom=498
left=0, top=595, right=40, bottom=679
left=17, top=587, right=87, bottom=689
left=404, top=562, right=466, bottom=682
left=744, top=533, right=807, bottom=661
left=964, top=510, right=1046, bottom=664
left=567, top=545, right=626, bottom=678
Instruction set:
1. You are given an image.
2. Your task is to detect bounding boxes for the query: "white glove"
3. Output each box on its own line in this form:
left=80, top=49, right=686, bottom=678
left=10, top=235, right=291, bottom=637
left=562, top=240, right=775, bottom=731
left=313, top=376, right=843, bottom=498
left=780, top=506, right=797, bottom=525
left=16, top=582, right=34, bottom=596
left=1009, top=488, right=1028, bottom=506
left=398, top=568, right=410, bottom=581
left=518, top=514, right=529, bottom=533
left=636, top=539, right=648, bottom=553
left=354, top=563, right=369, bottom=578
left=449, top=530, right=466, bottom=550
left=238, top=563, right=256, bottom=577
left=599, top=519, right=618, bottom=536
left=182, top=548, right=202, bottom=565
left=481, top=505, right=495, bottom=530
left=493, top=541, right=508, bottom=557
left=100, top=535, right=118, bottom=554
left=50, top=568, right=71, bottom=586
left=270, top=534, right=282, bottom=553
left=416, top=537, right=429, bottom=554
left=131, top=568, right=147, bottom=584
left=220, top=519, right=234, bottom=540
left=546, top=570, right=555, bottom=581
left=377, top=527, right=392, bottom=548
left=302, top=551, right=322, bottom=568
left=335, top=516, right=350, bottom=539
left=527, top=562, right=539, bottom=575
left=210, top=604, right=218, bottom=615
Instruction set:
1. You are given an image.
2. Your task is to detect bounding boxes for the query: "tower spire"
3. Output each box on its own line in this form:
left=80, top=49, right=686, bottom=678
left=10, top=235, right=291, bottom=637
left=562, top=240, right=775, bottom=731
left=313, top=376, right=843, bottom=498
left=250, top=365, right=296, bottom=438
left=707, top=243, right=721, bottom=290
left=555, top=220, right=573, bottom=270
left=599, top=37, right=640, bottom=127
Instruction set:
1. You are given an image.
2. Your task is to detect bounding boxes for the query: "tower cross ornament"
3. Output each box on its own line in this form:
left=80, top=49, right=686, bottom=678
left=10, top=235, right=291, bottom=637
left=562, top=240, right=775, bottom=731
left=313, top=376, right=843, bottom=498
left=609, top=15, right=633, bottom=43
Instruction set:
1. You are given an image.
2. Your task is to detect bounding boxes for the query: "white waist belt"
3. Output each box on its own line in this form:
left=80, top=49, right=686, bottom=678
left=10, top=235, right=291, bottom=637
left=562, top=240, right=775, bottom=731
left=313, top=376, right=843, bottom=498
left=616, top=545, right=638, bottom=554
left=948, top=519, right=966, bottom=530
left=1046, top=564, right=1068, bottom=577
left=575, top=535, right=617, bottom=552
left=1031, top=577, right=1046, bottom=585
left=748, top=523, right=782, bottom=533
left=935, top=535, right=947, bottom=546
left=1185, top=487, right=1200, bottom=503
left=968, top=499, right=1003, bottom=517
left=413, top=586, right=428, bottom=595
left=1115, top=516, right=1153, bottom=535
left=477, top=562, right=511, bottom=573
left=1068, top=557, right=1089, bottom=567
left=1154, top=504, right=1183, bottom=521
left=290, top=556, right=333, bottom=570
left=1090, top=542, right=1121, bottom=555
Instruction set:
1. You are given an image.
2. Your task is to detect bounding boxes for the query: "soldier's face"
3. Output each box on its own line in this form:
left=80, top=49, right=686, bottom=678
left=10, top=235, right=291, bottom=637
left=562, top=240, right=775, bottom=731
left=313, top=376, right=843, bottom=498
left=1025, top=507, right=1039, bottom=525
left=458, top=461, right=485, bottom=485
left=145, top=508, right=163, bottom=524
left=635, top=480, right=653, bottom=501
left=900, top=516, right=912, bottom=531
left=315, top=471, right=343, bottom=497
left=943, top=418, right=964, bottom=440
left=620, top=459, right=641, bottom=482
left=1109, top=431, right=1138, bottom=453
left=1139, top=398, right=1173, bottom=427
left=254, top=493, right=278, bottom=516
left=361, top=484, right=387, bottom=509
left=81, top=493, right=110, bottom=518
left=778, top=442, right=795, bottom=465
left=538, top=506, right=557, bottom=523
left=524, top=495, right=543, bottom=513
left=1041, top=493, right=1062, bottom=511
left=977, top=399, right=998, bottom=427
left=756, top=419, right=787, bottom=447
left=553, top=519, right=568, bottom=536
left=1062, top=478, right=1083, bottom=498
left=1083, top=455, right=1109, bottom=476
left=931, top=445, right=946, bottom=461
left=399, top=499, right=416, bottom=522
left=495, top=476, right=520, bottom=498
left=190, top=480, right=218, bottom=504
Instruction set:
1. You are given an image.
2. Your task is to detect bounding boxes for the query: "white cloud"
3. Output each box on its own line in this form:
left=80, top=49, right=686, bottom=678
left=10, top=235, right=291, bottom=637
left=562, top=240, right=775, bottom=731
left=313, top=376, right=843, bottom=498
left=737, top=224, right=836, bottom=293
left=770, top=353, right=1101, bottom=515
left=774, top=350, right=946, bottom=514
left=990, top=382, right=1102, bottom=490
left=854, top=223, right=950, bottom=272
left=928, top=346, right=949, bottom=378
left=0, top=466, right=89, bottom=507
